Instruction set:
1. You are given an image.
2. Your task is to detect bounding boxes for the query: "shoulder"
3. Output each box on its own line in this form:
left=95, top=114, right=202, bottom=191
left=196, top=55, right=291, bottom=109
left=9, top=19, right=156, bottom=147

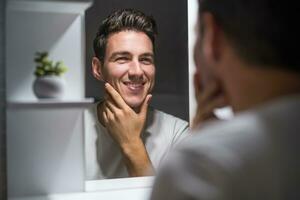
left=151, top=113, right=269, bottom=200
left=150, top=108, right=190, bottom=137
left=180, top=112, right=269, bottom=160
left=146, top=108, right=190, bottom=146
left=159, top=111, right=272, bottom=175
left=151, top=108, right=189, bottom=128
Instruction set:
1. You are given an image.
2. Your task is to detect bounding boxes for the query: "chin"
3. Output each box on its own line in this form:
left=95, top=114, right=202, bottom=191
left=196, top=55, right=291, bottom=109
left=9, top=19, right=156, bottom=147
left=124, top=98, right=144, bottom=109
left=126, top=101, right=142, bottom=109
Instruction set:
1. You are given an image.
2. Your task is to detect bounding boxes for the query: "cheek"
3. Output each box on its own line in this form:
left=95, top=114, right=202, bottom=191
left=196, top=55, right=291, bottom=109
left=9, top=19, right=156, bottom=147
left=105, top=65, right=128, bottom=81
left=144, top=66, right=155, bottom=81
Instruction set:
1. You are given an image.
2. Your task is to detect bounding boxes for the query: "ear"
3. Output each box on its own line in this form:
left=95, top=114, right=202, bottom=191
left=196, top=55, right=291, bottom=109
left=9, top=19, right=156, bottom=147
left=92, top=57, right=104, bottom=81
left=201, top=13, right=222, bottom=65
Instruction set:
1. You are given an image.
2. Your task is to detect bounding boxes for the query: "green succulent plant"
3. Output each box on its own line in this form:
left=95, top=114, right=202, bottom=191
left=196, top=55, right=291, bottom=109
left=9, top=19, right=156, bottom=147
left=34, top=51, right=68, bottom=77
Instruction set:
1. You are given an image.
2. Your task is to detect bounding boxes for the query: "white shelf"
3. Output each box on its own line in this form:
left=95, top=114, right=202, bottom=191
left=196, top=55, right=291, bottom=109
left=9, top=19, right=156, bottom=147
left=85, top=176, right=154, bottom=192
left=7, top=0, right=93, bottom=15
left=9, top=187, right=152, bottom=200
left=7, top=98, right=95, bottom=109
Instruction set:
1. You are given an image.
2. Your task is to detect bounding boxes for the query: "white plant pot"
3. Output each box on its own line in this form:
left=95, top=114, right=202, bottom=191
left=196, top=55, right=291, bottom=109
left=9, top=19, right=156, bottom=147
left=33, top=75, right=66, bottom=99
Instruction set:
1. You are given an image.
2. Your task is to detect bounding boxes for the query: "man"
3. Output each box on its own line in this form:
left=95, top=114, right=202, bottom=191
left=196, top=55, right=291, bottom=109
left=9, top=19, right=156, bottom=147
left=151, top=0, right=300, bottom=199
left=85, top=9, right=189, bottom=179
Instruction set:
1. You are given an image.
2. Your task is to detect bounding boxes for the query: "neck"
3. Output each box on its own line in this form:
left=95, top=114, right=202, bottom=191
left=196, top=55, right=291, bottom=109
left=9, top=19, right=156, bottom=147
left=223, top=65, right=300, bottom=112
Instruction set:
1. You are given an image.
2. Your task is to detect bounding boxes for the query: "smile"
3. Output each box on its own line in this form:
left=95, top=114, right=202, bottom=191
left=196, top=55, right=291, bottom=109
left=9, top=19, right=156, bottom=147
left=123, top=81, right=145, bottom=91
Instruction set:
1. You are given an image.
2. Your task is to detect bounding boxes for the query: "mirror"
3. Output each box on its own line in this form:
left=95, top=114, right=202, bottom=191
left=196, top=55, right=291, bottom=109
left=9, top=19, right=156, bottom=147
left=84, top=0, right=189, bottom=182
left=5, top=0, right=189, bottom=197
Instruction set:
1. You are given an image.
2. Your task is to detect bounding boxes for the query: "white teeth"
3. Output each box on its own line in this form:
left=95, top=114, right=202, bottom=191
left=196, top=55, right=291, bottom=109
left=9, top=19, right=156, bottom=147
left=123, top=82, right=144, bottom=90
left=124, top=82, right=144, bottom=86
left=128, top=83, right=141, bottom=87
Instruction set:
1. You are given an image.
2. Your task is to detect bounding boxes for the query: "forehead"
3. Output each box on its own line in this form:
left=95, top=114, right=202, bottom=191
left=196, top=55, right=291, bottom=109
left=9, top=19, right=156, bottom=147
left=106, top=30, right=154, bottom=55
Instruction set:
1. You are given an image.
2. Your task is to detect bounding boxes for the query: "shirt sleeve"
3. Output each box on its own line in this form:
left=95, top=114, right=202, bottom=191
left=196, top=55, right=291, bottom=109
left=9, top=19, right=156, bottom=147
left=170, top=119, right=190, bottom=147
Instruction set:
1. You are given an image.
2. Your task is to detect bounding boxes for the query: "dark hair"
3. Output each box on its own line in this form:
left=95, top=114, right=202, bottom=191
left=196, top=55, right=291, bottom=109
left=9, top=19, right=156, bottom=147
left=198, top=0, right=299, bottom=71
left=93, top=8, right=157, bottom=63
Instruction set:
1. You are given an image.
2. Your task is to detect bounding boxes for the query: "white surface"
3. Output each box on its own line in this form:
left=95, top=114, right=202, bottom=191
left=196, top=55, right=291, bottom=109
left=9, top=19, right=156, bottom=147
left=188, top=0, right=198, bottom=124
left=7, top=98, right=94, bottom=109
left=7, top=108, right=86, bottom=196
left=7, top=0, right=92, bottom=15
left=8, top=176, right=154, bottom=200
left=9, top=187, right=152, bottom=200
left=85, top=176, right=154, bottom=192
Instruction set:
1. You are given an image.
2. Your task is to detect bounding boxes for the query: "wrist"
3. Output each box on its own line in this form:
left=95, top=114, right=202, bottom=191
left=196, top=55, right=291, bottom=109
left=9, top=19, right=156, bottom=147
left=120, top=139, right=145, bottom=158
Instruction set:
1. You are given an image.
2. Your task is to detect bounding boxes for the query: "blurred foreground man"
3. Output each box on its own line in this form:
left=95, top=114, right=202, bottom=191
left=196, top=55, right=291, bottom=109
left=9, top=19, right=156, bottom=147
left=151, top=0, right=300, bottom=199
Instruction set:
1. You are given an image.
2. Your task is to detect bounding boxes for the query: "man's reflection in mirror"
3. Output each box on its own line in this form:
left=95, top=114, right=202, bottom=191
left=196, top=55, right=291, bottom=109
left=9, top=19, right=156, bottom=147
left=85, top=9, right=189, bottom=179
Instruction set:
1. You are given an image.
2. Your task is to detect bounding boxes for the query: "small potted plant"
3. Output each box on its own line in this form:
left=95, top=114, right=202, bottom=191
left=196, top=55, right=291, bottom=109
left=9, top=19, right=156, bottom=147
left=33, top=51, right=68, bottom=99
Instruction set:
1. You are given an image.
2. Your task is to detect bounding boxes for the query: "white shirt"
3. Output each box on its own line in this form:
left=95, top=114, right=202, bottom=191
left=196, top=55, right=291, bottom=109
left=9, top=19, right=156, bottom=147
left=151, top=94, right=300, bottom=200
left=84, top=103, right=189, bottom=180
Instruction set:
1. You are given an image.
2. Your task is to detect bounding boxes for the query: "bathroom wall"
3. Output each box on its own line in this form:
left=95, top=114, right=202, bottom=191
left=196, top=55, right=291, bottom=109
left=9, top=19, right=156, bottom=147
left=0, top=0, right=6, bottom=199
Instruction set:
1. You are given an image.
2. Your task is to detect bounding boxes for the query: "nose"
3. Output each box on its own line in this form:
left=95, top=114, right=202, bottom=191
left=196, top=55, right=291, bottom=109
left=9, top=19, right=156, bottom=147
left=128, top=60, right=144, bottom=80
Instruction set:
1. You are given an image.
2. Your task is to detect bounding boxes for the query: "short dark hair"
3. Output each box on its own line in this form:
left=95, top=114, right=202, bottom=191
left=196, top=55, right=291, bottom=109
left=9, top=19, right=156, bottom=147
left=198, top=0, right=299, bottom=72
left=93, top=8, right=158, bottom=62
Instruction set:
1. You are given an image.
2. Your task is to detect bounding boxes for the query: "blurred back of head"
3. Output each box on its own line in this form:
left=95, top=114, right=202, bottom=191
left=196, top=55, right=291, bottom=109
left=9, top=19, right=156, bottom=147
left=198, top=0, right=299, bottom=72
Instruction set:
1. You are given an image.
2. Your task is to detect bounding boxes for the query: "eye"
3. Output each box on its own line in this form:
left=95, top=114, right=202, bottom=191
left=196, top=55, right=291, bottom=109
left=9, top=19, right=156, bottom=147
left=115, top=57, right=129, bottom=64
left=140, top=57, right=154, bottom=65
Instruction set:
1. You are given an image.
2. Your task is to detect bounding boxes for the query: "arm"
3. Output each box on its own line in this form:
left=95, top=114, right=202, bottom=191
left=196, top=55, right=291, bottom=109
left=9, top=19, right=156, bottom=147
left=100, top=83, right=154, bottom=177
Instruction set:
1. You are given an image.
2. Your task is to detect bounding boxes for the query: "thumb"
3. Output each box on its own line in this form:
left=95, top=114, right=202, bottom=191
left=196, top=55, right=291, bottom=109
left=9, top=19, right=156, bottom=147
left=140, top=94, right=152, bottom=117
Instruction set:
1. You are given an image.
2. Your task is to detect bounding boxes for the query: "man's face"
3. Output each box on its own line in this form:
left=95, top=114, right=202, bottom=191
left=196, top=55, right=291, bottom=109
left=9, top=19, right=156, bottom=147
left=102, top=30, right=155, bottom=109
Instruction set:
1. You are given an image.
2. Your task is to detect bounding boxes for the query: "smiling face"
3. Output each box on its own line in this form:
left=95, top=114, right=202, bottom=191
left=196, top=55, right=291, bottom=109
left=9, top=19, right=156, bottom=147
left=99, top=30, right=155, bottom=109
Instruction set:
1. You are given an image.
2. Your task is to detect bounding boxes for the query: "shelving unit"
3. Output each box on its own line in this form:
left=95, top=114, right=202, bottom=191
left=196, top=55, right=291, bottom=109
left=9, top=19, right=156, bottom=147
left=6, top=0, right=92, bottom=101
left=6, top=0, right=93, bottom=198
left=7, top=98, right=94, bottom=109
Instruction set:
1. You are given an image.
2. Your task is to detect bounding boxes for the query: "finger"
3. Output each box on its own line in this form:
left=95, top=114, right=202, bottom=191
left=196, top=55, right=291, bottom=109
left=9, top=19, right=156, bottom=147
left=201, top=95, right=228, bottom=117
left=192, top=105, right=204, bottom=128
left=192, top=111, right=216, bottom=129
left=192, top=95, right=227, bottom=128
left=193, top=72, right=202, bottom=101
left=198, top=81, right=219, bottom=105
left=214, top=95, right=228, bottom=108
left=105, top=99, right=120, bottom=114
left=102, top=109, right=109, bottom=124
left=104, top=89, right=121, bottom=110
left=192, top=104, right=216, bottom=129
left=104, top=105, right=114, bottom=121
left=139, top=94, right=152, bottom=117
left=105, top=83, right=129, bottom=109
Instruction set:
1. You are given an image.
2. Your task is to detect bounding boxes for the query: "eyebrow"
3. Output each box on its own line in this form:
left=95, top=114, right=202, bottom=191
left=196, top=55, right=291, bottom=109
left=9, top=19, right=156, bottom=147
left=140, top=53, right=154, bottom=59
left=109, top=51, right=154, bottom=60
left=109, top=51, right=131, bottom=60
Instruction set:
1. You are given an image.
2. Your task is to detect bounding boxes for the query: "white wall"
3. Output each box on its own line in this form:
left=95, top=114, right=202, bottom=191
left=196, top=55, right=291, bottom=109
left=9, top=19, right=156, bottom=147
left=7, top=108, right=85, bottom=196
left=188, top=0, right=198, bottom=123
left=6, top=10, right=85, bottom=101
left=0, top=0, right=7, bottom=199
